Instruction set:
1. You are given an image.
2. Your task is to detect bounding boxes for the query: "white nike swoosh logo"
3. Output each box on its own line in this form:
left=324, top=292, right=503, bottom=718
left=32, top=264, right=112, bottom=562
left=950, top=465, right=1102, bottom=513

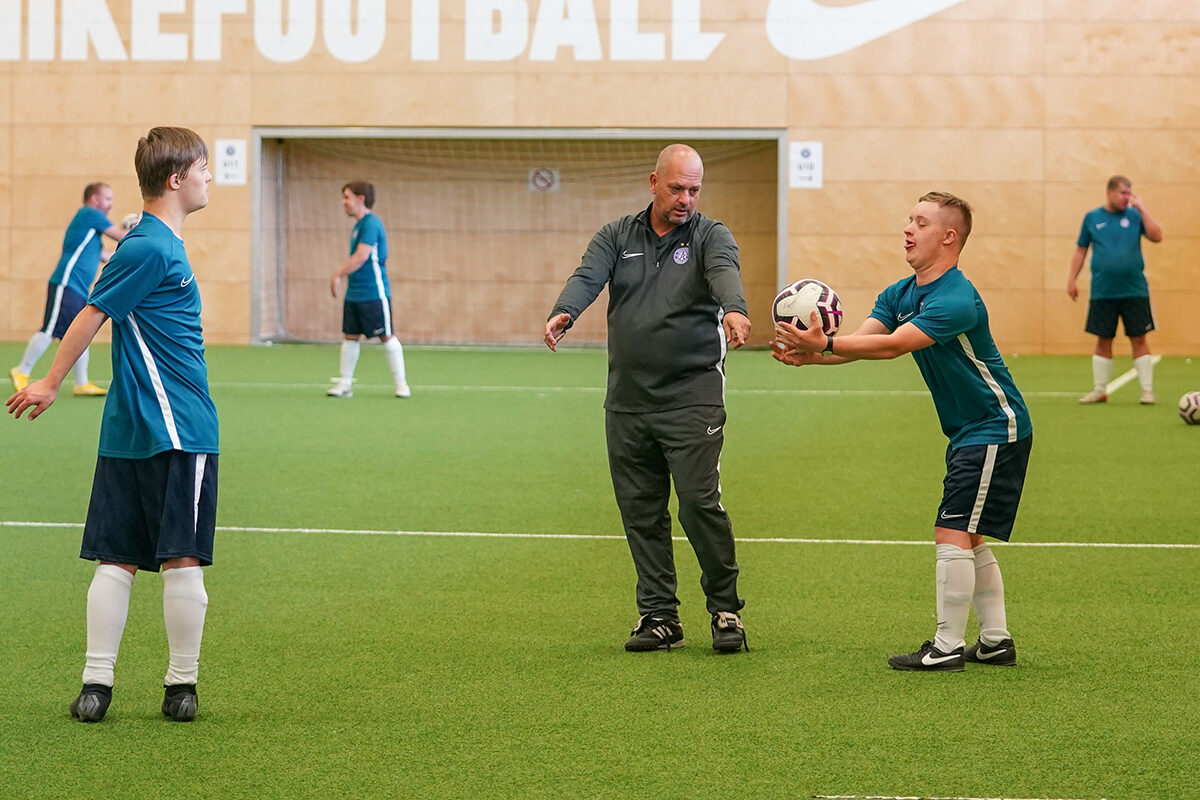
left=898, top=311, right=914, bottom=321
left=181, top=275, right=195, bottom=287
left=976, top=647, right=1009, bottom=660
left=707, top=426, right=723, bottom=435
left=939, top=512, right=964, bottom=519
left=1096, top=222, right=1107, bottom=229
left=621, top=251, right=643, bottom=259
left=921, top=651, right=960, bottom=666
left=766, top=0, right=969, bottom=60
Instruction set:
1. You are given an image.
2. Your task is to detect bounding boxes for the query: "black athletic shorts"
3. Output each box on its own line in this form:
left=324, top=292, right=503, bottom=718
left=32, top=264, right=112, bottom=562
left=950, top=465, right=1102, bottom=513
left=41, top=283, right=87, bottom=340
left=936, top=435, right=1032, bottom=541
left=1085, top=297, right=1155, bottom=339
left=342, top=298, right=393, bottom=338
left=81, top=451, right=218, bottom=572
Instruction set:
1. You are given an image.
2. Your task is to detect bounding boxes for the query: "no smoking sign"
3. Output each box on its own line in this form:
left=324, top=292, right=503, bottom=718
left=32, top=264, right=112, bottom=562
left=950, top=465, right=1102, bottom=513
left=527, top=168, right=561, bottom=193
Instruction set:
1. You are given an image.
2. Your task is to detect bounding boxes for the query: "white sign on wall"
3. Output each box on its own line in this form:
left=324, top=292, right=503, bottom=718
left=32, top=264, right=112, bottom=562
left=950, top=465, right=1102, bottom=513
left=528, top=168, right=561, bottom=193
left=788, top=142, right=823, bottom=189
left=214, top=139, right=247, bottom=185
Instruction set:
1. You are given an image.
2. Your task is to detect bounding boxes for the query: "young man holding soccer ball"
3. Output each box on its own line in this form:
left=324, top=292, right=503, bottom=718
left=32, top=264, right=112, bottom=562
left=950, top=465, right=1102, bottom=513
left=772, top=192, right=1032, bottom=672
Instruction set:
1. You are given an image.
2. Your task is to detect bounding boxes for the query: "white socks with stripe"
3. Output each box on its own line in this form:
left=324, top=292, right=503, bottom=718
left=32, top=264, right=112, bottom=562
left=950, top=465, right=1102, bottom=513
left=18, top=330, right=52, bottom=374
left=1092, top=355, right=1113, bottom=393
left=933, top=544, right=975, bottom=653
left=972, top=543, right=1011, bottom=646
left=1133, top=354, right=1154, bottom=391
left=384, top=336, right=407, bottom=386
left=338, top=340, right=361, bottom=386
left=162, top=566, right=208, bottom=686
left=82, top=564, right=134, bottom=687
left=73, top=346, right=91, bottom=385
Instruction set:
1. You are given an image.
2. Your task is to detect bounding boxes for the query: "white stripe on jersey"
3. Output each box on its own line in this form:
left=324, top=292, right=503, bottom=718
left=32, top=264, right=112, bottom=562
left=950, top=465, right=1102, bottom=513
left=370, top=247, right=392, bottom=337
left=43, top=228, right=96, bottom=334
left=715, top=308, right=728, bottom=403
left=128, top=312, right=182, bottom=450
left=967, top=444, right=998, bottom=534
left=956, top=333, right=1018, bottom=442
left=193, top=454, right=207, bottom=532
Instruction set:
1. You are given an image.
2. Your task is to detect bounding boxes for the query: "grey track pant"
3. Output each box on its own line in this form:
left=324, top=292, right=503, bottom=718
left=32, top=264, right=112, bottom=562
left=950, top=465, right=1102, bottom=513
left=605, top=406, right=743, bottom=617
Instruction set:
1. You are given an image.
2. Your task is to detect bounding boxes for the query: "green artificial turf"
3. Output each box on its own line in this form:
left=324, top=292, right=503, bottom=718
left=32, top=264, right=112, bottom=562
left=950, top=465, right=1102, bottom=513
left=1, top=342, right=1197, bottom=800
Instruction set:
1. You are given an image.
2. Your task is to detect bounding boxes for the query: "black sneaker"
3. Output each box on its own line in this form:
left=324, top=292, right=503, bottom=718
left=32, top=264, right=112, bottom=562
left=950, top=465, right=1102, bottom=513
left=887, top=640, right=965, bottom=672
left=711, top=611, right=748, bottom=653
left=964, top=637, right=1017, bottom=666
left=69, top=683, right=112, bottom=722
left=162, top=684, right=198, bottom=722
left=624, top=615, right=685, bottom=651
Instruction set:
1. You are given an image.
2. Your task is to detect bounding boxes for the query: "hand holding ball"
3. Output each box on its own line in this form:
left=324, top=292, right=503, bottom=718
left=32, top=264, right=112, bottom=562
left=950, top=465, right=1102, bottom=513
left=772, top=279, right=843, bottom=335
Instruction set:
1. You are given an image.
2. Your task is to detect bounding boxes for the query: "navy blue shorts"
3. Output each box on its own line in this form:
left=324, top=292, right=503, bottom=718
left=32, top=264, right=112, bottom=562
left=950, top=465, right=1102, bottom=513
left=1086, top=297, right=1155, bottom=339
left=936, top=435, right=1032, bottom=541
left=342, top=298, right=393, bottom=338
left=81, top=451, right=218, bottom=572
left=41, top=282, right=87, bottom=339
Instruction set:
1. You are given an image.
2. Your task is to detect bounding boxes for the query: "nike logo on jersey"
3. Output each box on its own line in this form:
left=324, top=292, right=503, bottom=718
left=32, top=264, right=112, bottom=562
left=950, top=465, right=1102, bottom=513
left=1095, top=222, right=1107, bottom=229
left=181, top=275, right=195, bottom=287
left=765, top=0, right=969, bottom=61
left=939, top=511, right=964, bottom=519
left=707, top=426, right=723, bottom=435
left=920, top=650, right=961, bottom=666
left=621, top=250, right=644, bottom=259
left=898, top=311, right=914, bottom=321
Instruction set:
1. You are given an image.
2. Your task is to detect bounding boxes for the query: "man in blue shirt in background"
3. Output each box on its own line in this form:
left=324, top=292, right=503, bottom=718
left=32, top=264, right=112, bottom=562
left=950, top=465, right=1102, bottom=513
left=10, top=182, right=131, bottom=396
left=7, top=127, right=218, bottom=723
left=1067, top=175, right=1163, bottom=405
left=772, top=192, right=1032, bottom=673
left=326, top=180, right=410, bottom=399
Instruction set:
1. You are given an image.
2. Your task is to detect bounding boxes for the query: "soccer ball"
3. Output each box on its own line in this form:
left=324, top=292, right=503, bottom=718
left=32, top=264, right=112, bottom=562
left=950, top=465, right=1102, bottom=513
left=121, top=212, right=142, bottom=230
left=772, top=279, right=843, bottom=335
left=1179, top=391, right=1200, bottom=425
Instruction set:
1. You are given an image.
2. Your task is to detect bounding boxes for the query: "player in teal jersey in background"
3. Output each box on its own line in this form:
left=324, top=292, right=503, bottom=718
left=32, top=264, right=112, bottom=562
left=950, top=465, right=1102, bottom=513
left=327, top=181, right=410, bottom=398
left=8, top=127, right=218, bottom=722
left=772, top=192, right=1032, bottom=673
left=1067, top=175, right=1163, bottom=405
left=10, top=182, right=130, bottom=396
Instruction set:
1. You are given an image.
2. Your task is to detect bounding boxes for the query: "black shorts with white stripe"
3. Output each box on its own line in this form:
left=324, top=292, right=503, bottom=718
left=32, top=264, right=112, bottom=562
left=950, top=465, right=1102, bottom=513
left=81, top=451, right=218, bottom=572
left=41, top=282, right=87, bottom=340
left=342, top=298, right=394, bottom=338
left=936, top=434, right=1032, bottom=541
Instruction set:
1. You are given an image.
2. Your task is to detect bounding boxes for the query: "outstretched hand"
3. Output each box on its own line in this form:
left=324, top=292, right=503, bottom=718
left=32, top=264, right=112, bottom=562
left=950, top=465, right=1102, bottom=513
left=544, top=313, right=571, bottom=351
left=772, top=313, right=826, bottom=354
left=6, top=379, right=59, bottom=421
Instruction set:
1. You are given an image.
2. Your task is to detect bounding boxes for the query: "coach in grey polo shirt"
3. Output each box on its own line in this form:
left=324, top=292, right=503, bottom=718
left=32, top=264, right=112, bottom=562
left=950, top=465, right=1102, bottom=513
left=543, top=144, right=751, bottom=654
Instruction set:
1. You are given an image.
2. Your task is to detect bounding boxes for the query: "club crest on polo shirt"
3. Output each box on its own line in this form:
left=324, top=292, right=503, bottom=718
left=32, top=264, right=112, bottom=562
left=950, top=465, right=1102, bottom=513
left=1120, top=217, right=1131, bottom=228
left=673, top=246, right=690, bottom=264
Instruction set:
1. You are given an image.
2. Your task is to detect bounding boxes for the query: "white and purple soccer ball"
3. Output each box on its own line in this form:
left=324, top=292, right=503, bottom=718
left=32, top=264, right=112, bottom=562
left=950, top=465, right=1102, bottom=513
left=771, top=278, right=843, bottom=335
left=1179, top=391, right=1200, bottom=425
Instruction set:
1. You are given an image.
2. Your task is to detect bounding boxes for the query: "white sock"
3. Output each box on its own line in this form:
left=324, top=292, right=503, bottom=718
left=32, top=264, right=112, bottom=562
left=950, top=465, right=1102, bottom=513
left=18, top=331, right=53, bottom=374
left=972, top=543, right=1011, bottom=645
left=73, top=346, right=90, bottom=385
left=1132, top=354, right=1154, bottom=391
left=162, top=566, right=208, bottom=686
left=339, top=340, right=361, bottom=384
left=82, top=564, right=135, bottom=687
left=933, top=544, right=975, bottom=653
left=383, top=337, right=407, bottom=386
left=1092, top=355, right=1112, bottom=393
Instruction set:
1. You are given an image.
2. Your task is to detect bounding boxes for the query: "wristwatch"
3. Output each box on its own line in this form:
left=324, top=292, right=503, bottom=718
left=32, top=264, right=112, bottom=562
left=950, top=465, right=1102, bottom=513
left=822, top=335, right=835, bottom=357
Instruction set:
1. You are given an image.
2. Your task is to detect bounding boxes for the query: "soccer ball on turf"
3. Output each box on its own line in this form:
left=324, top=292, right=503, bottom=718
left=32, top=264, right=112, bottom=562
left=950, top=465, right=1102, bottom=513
left=1179, top=391, right=1200, bottom=425
left=772, top=279, right=843, bottom=335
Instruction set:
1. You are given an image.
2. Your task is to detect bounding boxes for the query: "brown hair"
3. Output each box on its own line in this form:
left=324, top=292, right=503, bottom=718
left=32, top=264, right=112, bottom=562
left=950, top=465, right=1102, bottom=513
left=134, top=127, right=208, bottom=199
left=342, top=181, right=375, bottom=209
left=919, top=191, right=973, bottom=244
left=1106, top=175, right=1131, bottom=192
left=82, top=182, right=110, bottom=204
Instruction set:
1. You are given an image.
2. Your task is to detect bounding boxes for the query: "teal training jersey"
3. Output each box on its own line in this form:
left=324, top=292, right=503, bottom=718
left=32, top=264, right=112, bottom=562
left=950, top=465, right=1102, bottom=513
left=870, top=267, right=1031, bottom=448
left=87, top=213, right=219, bottom=459
left=345, top=212, right=391, bottom=302
left=49, top=206, right=112, bottom=296
left=1076, top=206, right=1149, bottom=299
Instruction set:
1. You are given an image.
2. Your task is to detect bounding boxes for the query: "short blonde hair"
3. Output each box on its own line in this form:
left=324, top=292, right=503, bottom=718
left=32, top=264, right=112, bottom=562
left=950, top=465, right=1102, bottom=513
left=919, top=191, right=973, bottom=244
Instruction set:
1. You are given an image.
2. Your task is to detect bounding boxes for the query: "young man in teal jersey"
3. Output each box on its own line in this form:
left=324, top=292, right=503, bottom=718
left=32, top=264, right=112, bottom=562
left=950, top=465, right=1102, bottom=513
left=773, top=192, right=1032, bottom=672
left=327, top=180, right=410, bottom=398
left=7, top=127, right=218, bottom=721
left=10, top=182, right=131, bottom=396
left=1067, top=175, right=1163, bottom=405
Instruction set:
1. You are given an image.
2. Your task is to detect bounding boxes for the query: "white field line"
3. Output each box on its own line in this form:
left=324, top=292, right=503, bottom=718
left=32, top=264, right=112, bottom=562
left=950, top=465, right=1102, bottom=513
left=1, top=521, right=1197, bottom=549
left=1105, top=354, right=1161, bottom=396
left=205, top=381, right=1082, bottom=398
left=813, top=795, right=1105, bottom=800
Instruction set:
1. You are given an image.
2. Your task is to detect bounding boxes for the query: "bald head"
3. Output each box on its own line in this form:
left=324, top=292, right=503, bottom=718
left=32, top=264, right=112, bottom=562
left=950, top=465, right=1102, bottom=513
left=655, top=144, right=703, bottom=176
left=649, top=144, right=704, bottom=233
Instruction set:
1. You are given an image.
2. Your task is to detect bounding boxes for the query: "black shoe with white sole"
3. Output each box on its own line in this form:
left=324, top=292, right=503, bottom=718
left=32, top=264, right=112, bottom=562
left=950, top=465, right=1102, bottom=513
left=887, top=640, right=965, bottom=672
left=625, top=615, right=685, bottom=651
left=964, top=637, right=1017, bottom=666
